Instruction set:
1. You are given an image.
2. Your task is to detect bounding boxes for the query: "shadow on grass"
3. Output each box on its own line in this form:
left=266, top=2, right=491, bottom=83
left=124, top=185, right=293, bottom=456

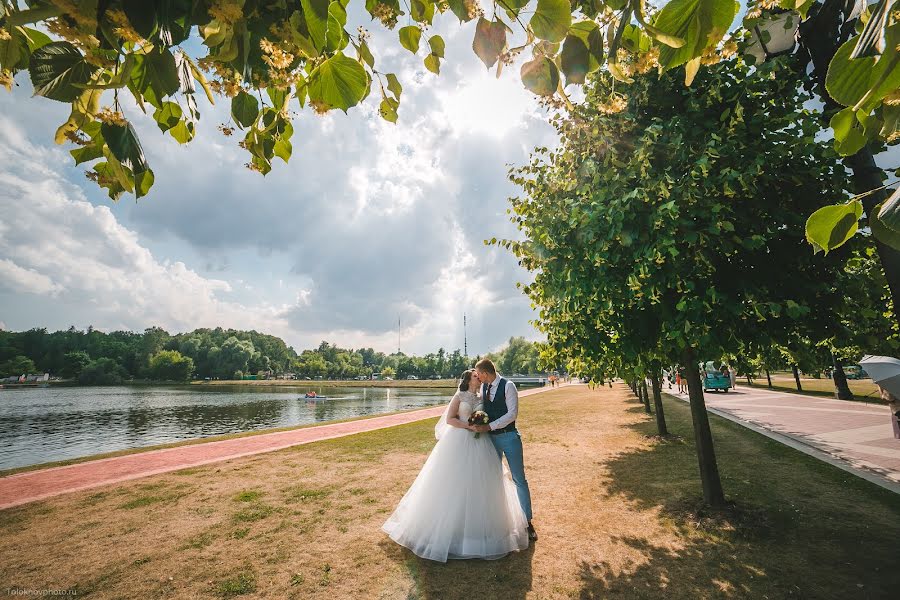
left=586, top=389, right=900, bottom=599
left=378, top=538, right=534, bottom=599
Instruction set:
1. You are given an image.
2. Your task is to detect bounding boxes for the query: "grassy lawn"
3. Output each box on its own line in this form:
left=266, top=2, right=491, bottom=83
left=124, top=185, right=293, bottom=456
left=741, top=373, right=882, bottom=402
left=0, top=385, right=897, bottom=598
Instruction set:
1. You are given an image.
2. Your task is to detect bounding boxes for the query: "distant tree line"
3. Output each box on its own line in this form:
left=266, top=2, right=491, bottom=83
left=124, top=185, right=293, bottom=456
left=0, top=327, right=546, bottom=384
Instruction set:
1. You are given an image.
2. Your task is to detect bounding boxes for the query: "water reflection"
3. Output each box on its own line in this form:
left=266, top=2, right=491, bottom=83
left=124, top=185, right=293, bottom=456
left=0, top=385, right=450, bottom=470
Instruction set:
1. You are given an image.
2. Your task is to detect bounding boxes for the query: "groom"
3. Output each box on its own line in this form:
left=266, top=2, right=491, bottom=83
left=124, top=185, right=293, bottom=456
left=473, top=358, right=537, bottom=542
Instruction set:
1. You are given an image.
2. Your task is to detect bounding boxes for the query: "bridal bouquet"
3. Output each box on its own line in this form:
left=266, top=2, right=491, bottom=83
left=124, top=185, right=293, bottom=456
left=468, top=410, right=489, bottom=438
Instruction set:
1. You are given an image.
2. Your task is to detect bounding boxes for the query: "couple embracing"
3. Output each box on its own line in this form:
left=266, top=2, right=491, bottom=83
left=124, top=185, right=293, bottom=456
left=382, top=359, right=536, bottom=562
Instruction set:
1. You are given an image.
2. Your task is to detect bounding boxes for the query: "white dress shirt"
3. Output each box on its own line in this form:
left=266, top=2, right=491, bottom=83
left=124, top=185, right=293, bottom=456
left=485, top=374, right=519, bottom=431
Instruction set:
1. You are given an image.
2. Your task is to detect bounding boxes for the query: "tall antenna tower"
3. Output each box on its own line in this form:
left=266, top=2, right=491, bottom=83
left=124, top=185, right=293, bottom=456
left=463, top=313, right=467, bottom=357
left=397, top=315, right=401, bottom=354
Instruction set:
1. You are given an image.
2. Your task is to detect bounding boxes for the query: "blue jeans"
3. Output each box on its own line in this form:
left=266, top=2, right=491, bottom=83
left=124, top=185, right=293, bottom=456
left=490, top=431, right=533, bottom=521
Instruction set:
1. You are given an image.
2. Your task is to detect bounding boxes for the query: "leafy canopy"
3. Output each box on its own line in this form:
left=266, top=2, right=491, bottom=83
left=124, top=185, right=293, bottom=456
left=2, top=0, right=898, bottom=205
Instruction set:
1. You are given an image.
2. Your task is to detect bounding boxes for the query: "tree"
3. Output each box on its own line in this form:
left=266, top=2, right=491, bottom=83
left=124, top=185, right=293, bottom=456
left=215, top=336, right=255, bottom=379
left=60, top=350, right=91, bottom=379
left=506, top=56, right=856, bottom=507
left=0, top=355, right=37, bottom=377
left=381, top=365, right=396, bottom=378
left=148, top=349, right=194, bottom=381
left=78, top=357, right=127, bottom=384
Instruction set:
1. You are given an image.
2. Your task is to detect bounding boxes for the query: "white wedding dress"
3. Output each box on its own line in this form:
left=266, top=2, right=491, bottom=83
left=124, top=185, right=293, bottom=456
left=382, top=391, right=529, bottom=562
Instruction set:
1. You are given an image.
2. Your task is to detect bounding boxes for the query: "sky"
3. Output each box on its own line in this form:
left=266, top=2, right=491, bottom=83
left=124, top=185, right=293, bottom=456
left=0, top=10, right=561, bottom=356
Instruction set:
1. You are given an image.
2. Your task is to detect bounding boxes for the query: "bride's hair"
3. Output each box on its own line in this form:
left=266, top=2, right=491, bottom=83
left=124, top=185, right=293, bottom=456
left=458, top=369, right=475, bottom=392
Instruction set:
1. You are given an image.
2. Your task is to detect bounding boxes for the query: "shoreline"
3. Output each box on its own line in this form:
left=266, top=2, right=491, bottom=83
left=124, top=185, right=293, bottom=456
left=1, top=379, right=461, bottom=390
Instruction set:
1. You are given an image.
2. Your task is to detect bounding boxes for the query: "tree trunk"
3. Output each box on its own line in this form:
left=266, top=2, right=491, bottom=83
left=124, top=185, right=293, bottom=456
left=832, top=358, right=854, bottom=401
left=845, top=147, right=900, bottom=332
left=683, top=347, right=726, bottom=507
left=792, top=364, right=803, bottom=392
left=745, top=374, right=752, bottom=385
left=765, top=368, right=773, bottom=388
left=641, top=378, right=651, bottom=414
left=650, top=370, right=669, bottom=436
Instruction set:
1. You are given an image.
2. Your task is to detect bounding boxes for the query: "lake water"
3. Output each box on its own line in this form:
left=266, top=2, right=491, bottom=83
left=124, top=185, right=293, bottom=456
left=0, top=384, right=453, bottom=471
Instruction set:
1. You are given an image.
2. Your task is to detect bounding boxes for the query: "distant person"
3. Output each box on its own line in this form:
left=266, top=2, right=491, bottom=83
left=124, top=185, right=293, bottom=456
left=729, top=366, right=737, bottom=389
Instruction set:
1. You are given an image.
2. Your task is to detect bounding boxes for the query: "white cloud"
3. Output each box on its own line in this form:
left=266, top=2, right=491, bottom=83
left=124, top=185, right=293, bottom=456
left=0, top=116, right=293, bottom=336
left=0, top=12, right=560, bottom=355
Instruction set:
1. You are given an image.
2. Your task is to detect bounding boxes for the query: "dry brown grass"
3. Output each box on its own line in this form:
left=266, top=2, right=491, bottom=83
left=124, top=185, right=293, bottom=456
left=0, top=384, right=897, bottom=599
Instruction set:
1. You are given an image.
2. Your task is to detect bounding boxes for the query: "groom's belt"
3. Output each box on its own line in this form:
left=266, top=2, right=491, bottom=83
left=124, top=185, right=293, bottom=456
left=490, top=422, right=517, bottom=435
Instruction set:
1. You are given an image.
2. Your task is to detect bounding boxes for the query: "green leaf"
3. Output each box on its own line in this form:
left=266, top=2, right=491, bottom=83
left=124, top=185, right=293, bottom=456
left=804, top=200, right=863, bottom=254
left=358, top=40, right=375, bottom=67
left=878, top=187, right=900, bottom=233
left=447, top=0, right=472, bottom=22
left=652, top=0, right=737, bottom=69
left=135, top=168, right=155, bottom=199
left=153, top=101, right=183, bottom=132
left=308, top=53, right=368, bottom=112
left=71, top=143, right=104, bottom=165
left=169, top=119, right=195, bottom=144
left=521, top=56, right=559, bottom=96
left=302, top=0, right=330, bottom=51
left=379, top=97, right=399, bottom=123
left=826, top=29, right=900, bottom=112
left=850, top=0, right=890, bottom=59
left=326, top=1, right=349, bottom=52
left=0, top=32, right=25, bottom=71
left=399, top=26, right=422, bottom=54
left=872, top=201, right=900, bottom=251
left=273, top=137, right=293, bottom=163
left=267, top=87, right=289, bottom=111
left=560, top=35, right=590, bottom=85
left=386, top=73, right=402, bottom=99
left=101, top=122, right=149, bottom=174
left=830, top=107, right=869, bottom=156
left=429, top=35, right=446, bottom=58
left=424, top=53, right=440, bottom=74
left=473, top=18, right=507, bottom=69
left=129, top=49, right=180, bottom=109
left=18, top=27, right=53, bottom=53
left=530, top=0, right=572, bottom=44
left=411, top=0, right=435, bottom=24
left=28, top=41, right=97, bottom=102
left=232, top=91, right=259, bottom=128
left=122, top=0, right=158, bottom=39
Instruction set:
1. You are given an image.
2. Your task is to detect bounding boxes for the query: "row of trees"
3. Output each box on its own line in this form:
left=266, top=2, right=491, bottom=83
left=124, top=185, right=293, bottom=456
left=506, top=54, right=898, bottom=508
left=0, top=327, right=546, bottom=383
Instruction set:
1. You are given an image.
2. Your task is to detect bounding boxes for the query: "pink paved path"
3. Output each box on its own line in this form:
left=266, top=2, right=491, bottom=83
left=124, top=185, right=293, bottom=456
left=0, top=385, right=562, bottom=510
left=670, top=385, right=899, bottom=489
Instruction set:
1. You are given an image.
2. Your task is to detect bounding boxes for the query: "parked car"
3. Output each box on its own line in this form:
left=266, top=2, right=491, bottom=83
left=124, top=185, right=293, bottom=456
left=407, top=375, right=418, bottom=380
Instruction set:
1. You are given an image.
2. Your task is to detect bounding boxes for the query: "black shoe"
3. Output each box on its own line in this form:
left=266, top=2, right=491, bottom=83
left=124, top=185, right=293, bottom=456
left=527, top=523, right=538, bottom=541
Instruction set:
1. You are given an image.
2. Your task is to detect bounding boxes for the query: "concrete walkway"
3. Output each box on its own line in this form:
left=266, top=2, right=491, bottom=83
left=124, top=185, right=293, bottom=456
left=668, top=385, right=900, bottom=492
left=0, top=385, right=566, bottom=511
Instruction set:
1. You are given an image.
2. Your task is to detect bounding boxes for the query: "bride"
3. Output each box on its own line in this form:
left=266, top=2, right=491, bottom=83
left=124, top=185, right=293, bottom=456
left=381, top=369, right=529, bottom=562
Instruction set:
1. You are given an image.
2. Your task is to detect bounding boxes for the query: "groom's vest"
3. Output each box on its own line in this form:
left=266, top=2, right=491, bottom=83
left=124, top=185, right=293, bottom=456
left=484, top=377, right=516, bottom=434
